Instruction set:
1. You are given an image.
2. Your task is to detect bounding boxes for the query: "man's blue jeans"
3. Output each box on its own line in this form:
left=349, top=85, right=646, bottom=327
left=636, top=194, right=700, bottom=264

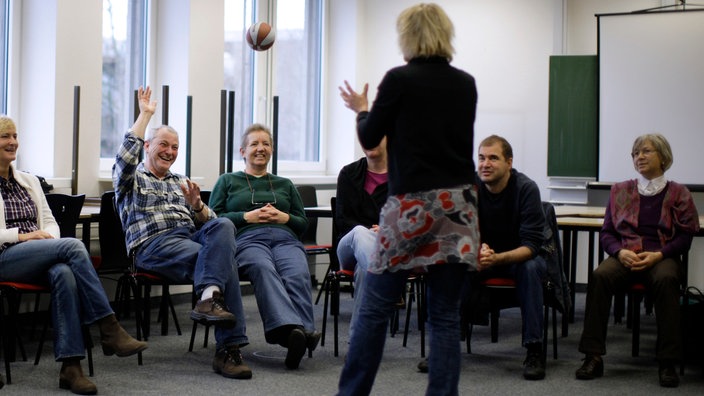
left=0, top=238, right=114, bottom=361
left=135, top=218, right=248, bottom=349
left=472, top=256, right=547, bottom=346
left=336, top=225, right=377, bottom=339
left=338, top=263, right=468, bottom=396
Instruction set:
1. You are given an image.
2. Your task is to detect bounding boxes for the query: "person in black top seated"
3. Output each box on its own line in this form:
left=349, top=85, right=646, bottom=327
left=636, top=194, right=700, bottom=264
left=335, top=137, right=388, bottom=340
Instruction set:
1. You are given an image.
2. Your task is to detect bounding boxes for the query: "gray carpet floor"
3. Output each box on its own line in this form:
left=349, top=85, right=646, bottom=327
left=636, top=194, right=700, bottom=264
left=2, top=288, right=703, bottom=395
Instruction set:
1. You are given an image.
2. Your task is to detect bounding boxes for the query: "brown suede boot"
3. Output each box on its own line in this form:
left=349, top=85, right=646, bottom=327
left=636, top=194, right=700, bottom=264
left=59, top=359, right=97, bottom=395
left=98, top=314, right=148, bottom=357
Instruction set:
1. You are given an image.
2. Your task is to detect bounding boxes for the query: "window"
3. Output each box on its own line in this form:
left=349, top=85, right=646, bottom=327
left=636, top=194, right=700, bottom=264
left=101, top=0, right=148, bottom=158
left=224, top=0, right=323, bottom=172
left=224, top=0, right=255, bottom=159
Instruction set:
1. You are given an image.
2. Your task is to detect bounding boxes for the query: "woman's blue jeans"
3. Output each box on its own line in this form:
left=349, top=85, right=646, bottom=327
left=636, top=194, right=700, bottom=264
left=336, top=225, right=376, bottom=339
left=0, top=238, right=114, bottom=361
left=236, top=227, right=315, bottom=338
left=338, top=263, right=468, bottom=396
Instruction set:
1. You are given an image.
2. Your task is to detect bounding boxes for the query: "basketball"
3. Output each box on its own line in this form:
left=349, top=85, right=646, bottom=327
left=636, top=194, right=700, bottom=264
left=246, top=22, right=276, bottom=51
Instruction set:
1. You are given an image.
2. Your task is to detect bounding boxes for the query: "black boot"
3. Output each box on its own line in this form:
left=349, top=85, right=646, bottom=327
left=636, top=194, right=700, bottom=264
left=523, top=342, right=545, bottom=380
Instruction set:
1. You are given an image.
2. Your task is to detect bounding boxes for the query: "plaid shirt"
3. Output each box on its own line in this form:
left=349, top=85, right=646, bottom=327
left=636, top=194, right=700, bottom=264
left=112, top=131, right=215, bottom=252
left=0, top=174, right=39, bottom=252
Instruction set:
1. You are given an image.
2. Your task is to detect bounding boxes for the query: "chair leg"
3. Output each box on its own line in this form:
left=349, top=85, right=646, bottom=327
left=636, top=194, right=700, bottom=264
left=490, top=308, right=500, bottom=343
left=84, top=326, right=94, bottom=377
left=614, top=292, right=625, bottom=324
left=6, top=293, right=27, bottom=363
left=543, top=304, right=549, bottom=365
left=30, top=293, right=41, bottom=340
left=631, top=293, right=642, bottom=357
left=129, top=277, right=145, bottom=366
left=402, top=282, right=414, bottom=346
left=1, top=292, right=13, bottom=384
left=418, top=277, right=426, bottom=358
left=331, top=273, right=341, bottom=357
left=320, top=271, right=336, bottom=351
left=188, top=321, right=198, bottom=352
left=314, top=263, right=333, bottom=305
left=164, top=288, right=182, bottom=336
left=552, top=306, right=558, bottom=360
left=34, top=312, right=50, bottom=366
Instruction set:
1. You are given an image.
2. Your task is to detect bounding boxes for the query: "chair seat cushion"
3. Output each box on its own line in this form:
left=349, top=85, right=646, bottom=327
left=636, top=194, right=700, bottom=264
left=482, top=278, right=517, bottom=288
left=0, top=281, right=49, bottom=292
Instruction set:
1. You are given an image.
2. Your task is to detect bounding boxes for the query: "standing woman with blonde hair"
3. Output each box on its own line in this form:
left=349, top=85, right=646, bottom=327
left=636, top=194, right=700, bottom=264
left=337, top=3, right=479, bottom=395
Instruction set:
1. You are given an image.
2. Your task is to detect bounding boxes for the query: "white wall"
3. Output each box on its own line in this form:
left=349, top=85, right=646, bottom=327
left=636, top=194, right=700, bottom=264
left=13, top=0, right=103, bottom=196
left=10, top=0, right=701, bottom=287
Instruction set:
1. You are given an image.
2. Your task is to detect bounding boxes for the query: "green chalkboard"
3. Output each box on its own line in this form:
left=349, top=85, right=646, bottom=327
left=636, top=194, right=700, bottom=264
left=547, top=55, right=598, bottom=177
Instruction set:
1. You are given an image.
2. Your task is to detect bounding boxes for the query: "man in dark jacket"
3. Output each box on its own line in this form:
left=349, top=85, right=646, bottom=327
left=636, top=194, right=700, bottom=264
left=335, top=137, right=388, bottom=339
left=475, top=135, right=547, bottom=380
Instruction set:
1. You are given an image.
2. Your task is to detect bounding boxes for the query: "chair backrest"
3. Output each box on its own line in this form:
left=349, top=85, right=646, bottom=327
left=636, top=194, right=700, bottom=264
left=45, top=193, right=86, bottom=238
left=200, top=190, right=211, bottom=206
left=97, top=191, right=131, bottom=273
left=541, top=201, right=571, bottom=314
left=296, top=185, right=319, bottom=245
left=330, top=196, right=340, bottom=270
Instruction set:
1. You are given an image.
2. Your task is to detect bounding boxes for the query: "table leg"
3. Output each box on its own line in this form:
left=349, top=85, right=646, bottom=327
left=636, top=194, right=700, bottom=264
left=81, top=219, right=91, bottom=250
left=569, top=230, right=578, bottom=324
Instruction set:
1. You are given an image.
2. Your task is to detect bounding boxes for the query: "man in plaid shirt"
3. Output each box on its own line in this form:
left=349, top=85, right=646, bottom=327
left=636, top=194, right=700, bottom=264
left=112, top=86, right=252, bottom=380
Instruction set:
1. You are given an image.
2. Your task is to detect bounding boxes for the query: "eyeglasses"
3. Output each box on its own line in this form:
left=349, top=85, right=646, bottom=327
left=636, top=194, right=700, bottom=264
left=251, top=189, right=277, bottom=206
left=631, top=148, right=656, bottom=158
left=245, top=173, right=277, bottom=206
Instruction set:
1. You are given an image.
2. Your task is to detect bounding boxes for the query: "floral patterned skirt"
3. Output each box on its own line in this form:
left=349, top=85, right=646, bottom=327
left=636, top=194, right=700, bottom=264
left=369, top=184, right=480, bottom=274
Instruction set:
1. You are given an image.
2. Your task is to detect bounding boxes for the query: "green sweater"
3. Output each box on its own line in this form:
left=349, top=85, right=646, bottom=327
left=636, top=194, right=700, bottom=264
left=209, top=171, right=308, bottom=238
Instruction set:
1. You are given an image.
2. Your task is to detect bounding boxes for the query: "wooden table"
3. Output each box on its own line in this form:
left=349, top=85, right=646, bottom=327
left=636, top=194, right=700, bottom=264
left=554, top=205, right=605, bottom=218
left=78, top=203, right=101, bottom=248
left=304, top=206, right=332, bottom=218
left=556, top=216, right=604, bottom=323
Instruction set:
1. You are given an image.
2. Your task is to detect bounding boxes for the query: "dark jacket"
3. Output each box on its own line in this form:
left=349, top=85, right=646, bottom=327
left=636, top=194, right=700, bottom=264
left=335, top=158, right=388, bottom=241
left=356, top=56, right=477, bottom=195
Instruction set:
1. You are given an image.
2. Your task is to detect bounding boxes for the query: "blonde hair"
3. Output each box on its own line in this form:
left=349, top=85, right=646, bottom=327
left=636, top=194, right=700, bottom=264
left=397, top=3, right=455, bottom=62
left=0, top=115, right=17, bottom=133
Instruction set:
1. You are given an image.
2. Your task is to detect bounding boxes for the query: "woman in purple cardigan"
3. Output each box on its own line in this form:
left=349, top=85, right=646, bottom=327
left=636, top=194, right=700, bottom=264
left=576, top=134, right=699, bottom=388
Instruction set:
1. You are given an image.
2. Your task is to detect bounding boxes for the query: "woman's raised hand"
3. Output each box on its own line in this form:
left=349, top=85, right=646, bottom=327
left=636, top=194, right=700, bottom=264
left=339, top=80, right=369, bottom=114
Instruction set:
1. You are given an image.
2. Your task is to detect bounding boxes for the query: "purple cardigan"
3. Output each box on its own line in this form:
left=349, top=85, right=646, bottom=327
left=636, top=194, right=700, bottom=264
left=601, top=179, right=700, bottom=259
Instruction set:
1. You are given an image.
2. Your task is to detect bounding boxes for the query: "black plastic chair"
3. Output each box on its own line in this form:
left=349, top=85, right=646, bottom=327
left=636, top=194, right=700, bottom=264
left=463, top=202, right=568, bottom=363
left=296, top=185, right=334, bottom=289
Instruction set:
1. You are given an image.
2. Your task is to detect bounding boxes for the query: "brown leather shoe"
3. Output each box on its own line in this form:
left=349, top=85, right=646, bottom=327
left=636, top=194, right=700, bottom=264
left=213, top=346, right=252, bottom=379
left=98, top=314, right=148, bottom=357
left=59, top=360, right=97, bottom=395
left=190, top=291, right=236, bottom=327
left=575, top=355, right=603, bottom=380
left=659, top=364, right=680, bottom=388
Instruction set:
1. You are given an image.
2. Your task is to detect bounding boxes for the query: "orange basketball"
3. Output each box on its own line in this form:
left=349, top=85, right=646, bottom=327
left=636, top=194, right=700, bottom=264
left=246, top=22, right=276, bottom=51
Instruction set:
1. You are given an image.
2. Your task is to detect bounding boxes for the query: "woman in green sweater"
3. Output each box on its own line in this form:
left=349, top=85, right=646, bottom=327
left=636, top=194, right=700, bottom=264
left=209, top=123, right=320, bottom=371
